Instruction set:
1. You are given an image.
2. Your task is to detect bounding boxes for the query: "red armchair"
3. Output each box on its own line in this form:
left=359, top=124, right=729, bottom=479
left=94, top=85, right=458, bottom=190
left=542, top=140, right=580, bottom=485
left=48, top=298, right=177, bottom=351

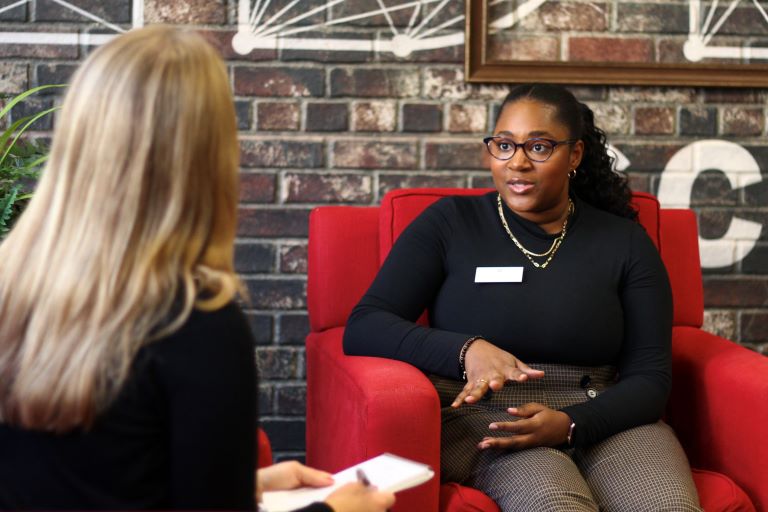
left=306, top=188, right=767, bottom=512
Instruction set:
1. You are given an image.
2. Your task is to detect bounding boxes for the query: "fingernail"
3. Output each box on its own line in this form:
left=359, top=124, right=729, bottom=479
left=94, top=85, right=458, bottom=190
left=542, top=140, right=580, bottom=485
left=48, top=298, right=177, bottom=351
left=507, top=407, right=517, bottom=413
left=488, top=423, right=497, bottom=430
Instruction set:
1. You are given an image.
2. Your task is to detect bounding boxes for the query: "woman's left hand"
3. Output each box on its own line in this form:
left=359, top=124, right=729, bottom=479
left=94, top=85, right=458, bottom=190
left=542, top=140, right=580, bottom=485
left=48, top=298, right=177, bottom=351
left=477, top=403, right=571, bottom=451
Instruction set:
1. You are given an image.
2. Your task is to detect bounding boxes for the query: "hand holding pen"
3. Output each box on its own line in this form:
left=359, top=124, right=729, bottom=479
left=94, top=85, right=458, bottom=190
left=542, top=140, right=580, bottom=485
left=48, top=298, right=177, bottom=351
left=323, top=468, right=394, bottom=511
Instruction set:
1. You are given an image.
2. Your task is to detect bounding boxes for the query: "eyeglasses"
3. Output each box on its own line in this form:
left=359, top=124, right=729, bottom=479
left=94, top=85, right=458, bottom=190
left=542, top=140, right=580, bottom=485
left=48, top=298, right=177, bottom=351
left=483, top=136, right=577, bottom=163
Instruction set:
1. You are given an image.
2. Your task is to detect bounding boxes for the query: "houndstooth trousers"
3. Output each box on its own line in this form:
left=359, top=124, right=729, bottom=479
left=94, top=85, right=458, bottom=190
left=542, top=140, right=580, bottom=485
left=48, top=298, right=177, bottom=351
left=430, top=364, right=702, bottom=511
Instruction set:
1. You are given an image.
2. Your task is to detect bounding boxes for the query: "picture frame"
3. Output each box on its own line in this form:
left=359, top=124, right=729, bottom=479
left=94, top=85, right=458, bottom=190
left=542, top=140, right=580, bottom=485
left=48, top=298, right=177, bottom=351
left=464, top=0, right=768, bottom=87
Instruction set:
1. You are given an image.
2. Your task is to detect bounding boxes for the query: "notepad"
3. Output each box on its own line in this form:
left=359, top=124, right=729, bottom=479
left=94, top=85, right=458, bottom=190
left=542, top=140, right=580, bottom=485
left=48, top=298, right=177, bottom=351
left=260, top=453, right=435, bottom=512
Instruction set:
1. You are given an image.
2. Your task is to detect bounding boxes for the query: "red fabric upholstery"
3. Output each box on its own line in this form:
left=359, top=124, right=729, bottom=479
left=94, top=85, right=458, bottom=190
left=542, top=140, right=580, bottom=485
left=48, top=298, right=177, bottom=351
left=308, top=207, right=379, bottom=332
left=440, top=483, right=501, bottom=512
left=667, top=326, right=768, bottom=511
left=306, top=188, right=766, bottom=512
left=659, top=209, right=705, bottom=328
left=257, top=428, right=273, bottom=468
left=692, top=469, right=757, bottom=512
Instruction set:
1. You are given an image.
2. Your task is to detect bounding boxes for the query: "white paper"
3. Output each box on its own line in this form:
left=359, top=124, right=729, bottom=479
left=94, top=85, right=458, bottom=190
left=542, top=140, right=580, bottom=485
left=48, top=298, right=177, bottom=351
left=260, top=453, right=434, bottom=512
left=474, top=266, right=524, bottom=283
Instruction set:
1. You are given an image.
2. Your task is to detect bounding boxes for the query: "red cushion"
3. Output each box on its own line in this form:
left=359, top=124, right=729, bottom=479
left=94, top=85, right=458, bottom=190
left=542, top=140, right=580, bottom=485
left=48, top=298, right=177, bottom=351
left=660, top=209, right=704, bottom=328
left=440, top=483, right=500, bottom=512
left=308, top=206, right=380, bottom=332
left=630, top=192, right=660, bottom=250
left=692, top=468, right=756, bottom=512
left=257, top=428, right=272, bottom=468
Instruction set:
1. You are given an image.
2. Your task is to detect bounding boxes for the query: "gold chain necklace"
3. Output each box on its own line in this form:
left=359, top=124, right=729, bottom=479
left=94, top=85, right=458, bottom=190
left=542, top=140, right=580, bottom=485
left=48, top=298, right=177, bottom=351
left=496, top=194, right=574, bottom=269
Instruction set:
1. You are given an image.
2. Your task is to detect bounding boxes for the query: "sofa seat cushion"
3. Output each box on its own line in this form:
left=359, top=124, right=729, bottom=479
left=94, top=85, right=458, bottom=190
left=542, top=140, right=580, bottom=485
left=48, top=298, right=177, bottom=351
left=692, top=468, right=755, bottom=512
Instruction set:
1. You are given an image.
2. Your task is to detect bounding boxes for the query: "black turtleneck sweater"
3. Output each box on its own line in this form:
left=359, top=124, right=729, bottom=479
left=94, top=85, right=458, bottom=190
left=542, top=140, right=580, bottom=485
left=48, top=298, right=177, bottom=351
left=344, top=192, right=673, bottom=447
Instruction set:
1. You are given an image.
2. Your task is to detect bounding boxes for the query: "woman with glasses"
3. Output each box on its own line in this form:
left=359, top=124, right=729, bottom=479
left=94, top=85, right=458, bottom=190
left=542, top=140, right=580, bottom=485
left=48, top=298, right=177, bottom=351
left=0, top=26, right=393, bottom=512
left=344, top=83, right=701, bottom=511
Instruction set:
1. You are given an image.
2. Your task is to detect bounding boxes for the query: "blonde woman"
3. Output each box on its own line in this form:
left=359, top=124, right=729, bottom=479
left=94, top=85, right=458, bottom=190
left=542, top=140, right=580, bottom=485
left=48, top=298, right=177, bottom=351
left=0, top=26, right=393, bottom=512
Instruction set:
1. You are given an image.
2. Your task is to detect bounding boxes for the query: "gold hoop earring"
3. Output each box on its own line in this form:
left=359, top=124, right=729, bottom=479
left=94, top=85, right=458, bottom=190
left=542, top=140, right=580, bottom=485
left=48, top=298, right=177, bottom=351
left=568, top=169, right=577, bottom=179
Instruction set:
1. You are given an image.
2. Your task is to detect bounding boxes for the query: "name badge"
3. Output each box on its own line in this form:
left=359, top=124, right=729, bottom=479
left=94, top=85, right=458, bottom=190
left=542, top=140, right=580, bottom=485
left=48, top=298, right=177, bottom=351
left=474, top=266, right=524, bottom=283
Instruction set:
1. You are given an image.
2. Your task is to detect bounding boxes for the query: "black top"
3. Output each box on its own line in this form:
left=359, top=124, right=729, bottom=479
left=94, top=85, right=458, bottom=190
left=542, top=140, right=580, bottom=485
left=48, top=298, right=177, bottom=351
left=0, top=302, right=257, bottom=510
left=344, top=192, right=673, bottom=447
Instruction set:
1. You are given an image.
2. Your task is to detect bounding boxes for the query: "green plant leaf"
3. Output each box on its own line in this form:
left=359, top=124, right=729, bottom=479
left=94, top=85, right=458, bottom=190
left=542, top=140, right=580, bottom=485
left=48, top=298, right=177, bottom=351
left=0, top=184, right=20, bottom=237
left=0, top=84, right=65, bottom=121
left=0, top=105, right=59, bottom=168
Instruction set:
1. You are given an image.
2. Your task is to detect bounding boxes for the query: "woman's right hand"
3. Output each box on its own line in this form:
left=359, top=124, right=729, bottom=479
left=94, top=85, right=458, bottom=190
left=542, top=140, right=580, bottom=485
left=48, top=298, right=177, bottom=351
left=324, top=482, right=395, bottom=511
left=451, top=339, right=545, bottom=407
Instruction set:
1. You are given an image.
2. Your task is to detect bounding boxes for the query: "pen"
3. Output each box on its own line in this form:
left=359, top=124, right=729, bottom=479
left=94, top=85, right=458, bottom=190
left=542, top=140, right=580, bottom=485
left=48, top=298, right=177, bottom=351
left=356, top=468, right=371, bottom=487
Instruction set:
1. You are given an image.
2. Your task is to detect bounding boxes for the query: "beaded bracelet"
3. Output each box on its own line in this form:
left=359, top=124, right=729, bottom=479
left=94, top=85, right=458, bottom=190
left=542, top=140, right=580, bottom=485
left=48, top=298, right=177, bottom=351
left=459, top=335, right=483, bottom=381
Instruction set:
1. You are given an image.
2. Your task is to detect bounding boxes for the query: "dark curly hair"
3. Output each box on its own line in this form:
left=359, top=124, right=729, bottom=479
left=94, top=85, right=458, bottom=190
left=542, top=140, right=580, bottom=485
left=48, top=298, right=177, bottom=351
left=497, top=84, right=637, bottom=220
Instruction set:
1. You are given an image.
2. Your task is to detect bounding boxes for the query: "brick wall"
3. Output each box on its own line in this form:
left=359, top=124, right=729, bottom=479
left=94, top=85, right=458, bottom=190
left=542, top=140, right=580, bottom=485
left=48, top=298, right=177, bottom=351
left=3, top=0, right=767, bottom=460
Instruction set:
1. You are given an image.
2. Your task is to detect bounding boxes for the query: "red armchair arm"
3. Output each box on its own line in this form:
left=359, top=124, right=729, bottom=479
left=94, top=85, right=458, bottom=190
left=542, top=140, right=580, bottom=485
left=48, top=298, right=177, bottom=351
left=667, top=326, right=768, bottom=511
left=306, top=327, right=442, bottom=512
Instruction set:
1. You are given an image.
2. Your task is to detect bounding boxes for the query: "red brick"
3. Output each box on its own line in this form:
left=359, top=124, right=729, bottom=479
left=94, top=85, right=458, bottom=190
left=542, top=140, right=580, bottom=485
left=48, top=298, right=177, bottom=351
left=283, top=173, right=372, bottom=203
left=235, top=242, right=276, bottom=273
left=0, top=1, right=26, bottom=20
left=279, top=244, right=308, bottom=274
left=144, top=0, right=225, bottom=23
left=722, top=107, right=764, bottom=136
left=0, top=62, right=28, bottom=94
left=330, top=68, right=419, bottom=98
left=569, top=37, right=653, bottom=63
left=742, top=243, right=768, bottom=274
left=235, top=100, right=252, bottom=130
left=635, top=107, right=675, bottom=135
left=332, top=140, right=417, bottom=169
left=627, top=173, right=651, bottom=193
left=610, top=87, right=695, bottom=103
left=240, top=172, right=276, bottom=203
left=306, top=102, right=348, bottom=132
left=36, top=63, right=77, bottom=87
left=238, top=208, right=310, bottom=237
left=402, top=103, right=442, bottom=132
left=240, top=139, right=324, bottom=168
left=523, top=1, right=608, bottom=31
left=448, top=104, right=487, bottom=134
left=352, top=101, right=397, bottom=132
left=702, top=310, right=738, bottom=340
left=704, top=89, right=765, bottom=103
left=680, top=107, right=717, bottom=136
left=275, top=384, right=306, bottom=415
left=255, top=347, right=302, bottom=378
left=278, top=314, right=310, bottom=345
left=247, top=313, right=273, bottom=345
left=36, top=0, right=130, bottom=22
left=488, top=36, right=559, bottom=62
left=425, top=141, right=485, bottom=170
left=588, top=102, right=630, bottom=135
left=703, top=278, right=768, bottom=307
left=690, top=171, right=738, bottom=207
left=658, top=37, right=687, bottom=64
left=616, top=3, right=687, bottom=34
left=0, top=42, right=77, bottom=59
left=246, top=278, right=306, bottom=309
left=423, top=68, right=470, bottom=100
left=469, top=174, right=494, bottom=189
left=257, top=102, right=300, bottom=131
left=613, top=143, right=684, bottom=172
left=379, top=174, right=466, bottom=197
left=234, top=67, right=324, bottom=97
left=741, top=312, right=768, bottom=343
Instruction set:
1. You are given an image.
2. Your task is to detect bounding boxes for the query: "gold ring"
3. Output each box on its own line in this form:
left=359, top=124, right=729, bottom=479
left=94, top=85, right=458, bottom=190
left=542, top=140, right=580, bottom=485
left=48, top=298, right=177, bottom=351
left=475, top=379, right=488, bottom=385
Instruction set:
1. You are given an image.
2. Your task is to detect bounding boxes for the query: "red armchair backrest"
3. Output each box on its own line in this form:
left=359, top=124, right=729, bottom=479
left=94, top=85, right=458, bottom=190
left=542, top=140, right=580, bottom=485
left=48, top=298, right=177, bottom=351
left=308, top=189, right=704, bottom=333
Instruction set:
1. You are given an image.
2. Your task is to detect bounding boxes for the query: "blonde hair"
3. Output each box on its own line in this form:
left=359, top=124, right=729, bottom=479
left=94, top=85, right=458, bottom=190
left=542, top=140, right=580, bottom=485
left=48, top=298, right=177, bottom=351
left=0, top=25, right=242, bottom=431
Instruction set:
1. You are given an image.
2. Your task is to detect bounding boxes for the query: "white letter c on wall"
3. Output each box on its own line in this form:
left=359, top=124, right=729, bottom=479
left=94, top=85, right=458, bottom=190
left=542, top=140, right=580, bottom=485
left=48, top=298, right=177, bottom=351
left=657, top=140, right=763, bottom=268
